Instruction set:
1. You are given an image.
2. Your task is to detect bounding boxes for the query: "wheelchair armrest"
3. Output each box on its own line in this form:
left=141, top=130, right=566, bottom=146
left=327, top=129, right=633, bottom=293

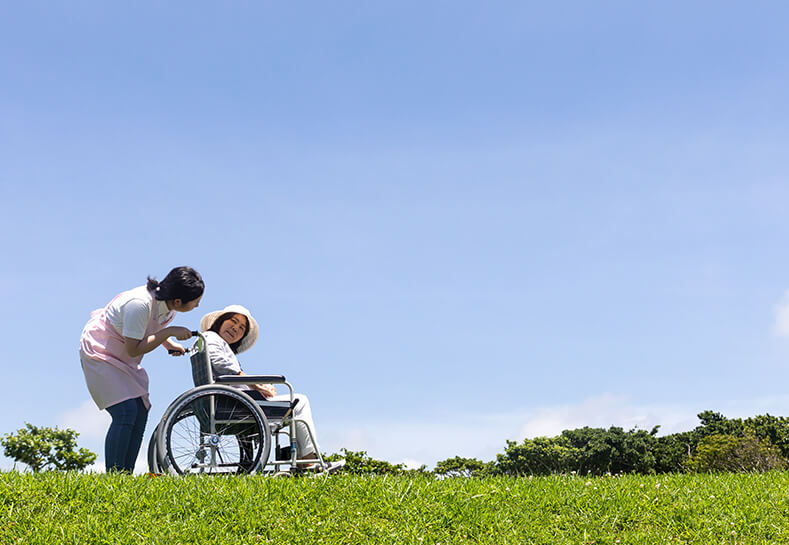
left=215, top=374, right=287, bottom=385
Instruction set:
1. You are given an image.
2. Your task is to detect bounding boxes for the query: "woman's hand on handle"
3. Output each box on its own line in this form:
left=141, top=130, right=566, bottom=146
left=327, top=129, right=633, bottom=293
left=170, top=326, right=194, bottom=341
left=163, top=338, right=186, bottom=356
left=125, top=327, right=196, bottom=358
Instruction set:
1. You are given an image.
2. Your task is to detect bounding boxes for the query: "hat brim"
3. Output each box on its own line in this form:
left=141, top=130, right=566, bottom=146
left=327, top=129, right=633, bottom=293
left=200, top=305, right=259, bottom=354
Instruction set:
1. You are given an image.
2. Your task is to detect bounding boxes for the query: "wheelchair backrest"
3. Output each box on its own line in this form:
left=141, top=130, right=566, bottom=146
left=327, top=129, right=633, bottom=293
left=189, top=333, right=214, bottom=432
left=190, top=334, right=214, bottom=387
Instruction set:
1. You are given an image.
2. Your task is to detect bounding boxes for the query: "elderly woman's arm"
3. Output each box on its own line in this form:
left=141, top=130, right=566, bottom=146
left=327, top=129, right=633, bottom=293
left=205, top=334, right=242, bottom=375
left=238, top=372, right=277, bottom=398
left=205, top=332, right=276, bottom=397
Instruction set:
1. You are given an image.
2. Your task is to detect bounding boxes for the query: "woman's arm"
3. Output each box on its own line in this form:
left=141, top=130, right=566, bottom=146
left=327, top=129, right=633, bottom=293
left=125, top=326, right=192, bottom=358
left=161, top=337, right=186, bottom=356
left=203, top=333, right=276, bottom=397
left=239, top=371, right=277, bottom=398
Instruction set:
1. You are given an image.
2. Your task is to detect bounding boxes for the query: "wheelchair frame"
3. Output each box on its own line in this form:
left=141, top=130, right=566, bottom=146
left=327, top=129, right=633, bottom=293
left=147, top=332, right=329, bottom=475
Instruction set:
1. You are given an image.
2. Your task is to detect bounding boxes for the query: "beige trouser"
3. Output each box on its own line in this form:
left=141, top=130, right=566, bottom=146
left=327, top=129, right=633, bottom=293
left=269, top=393, right=319, bottom=456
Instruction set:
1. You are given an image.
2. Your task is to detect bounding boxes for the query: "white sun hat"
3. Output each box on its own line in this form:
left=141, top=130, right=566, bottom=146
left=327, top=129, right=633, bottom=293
left=200, top=304, right=260, bottom=354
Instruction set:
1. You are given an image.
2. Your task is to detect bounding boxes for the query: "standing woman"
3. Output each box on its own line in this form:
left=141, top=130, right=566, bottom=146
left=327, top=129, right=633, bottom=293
left=79, top=266, right=204, bottom=473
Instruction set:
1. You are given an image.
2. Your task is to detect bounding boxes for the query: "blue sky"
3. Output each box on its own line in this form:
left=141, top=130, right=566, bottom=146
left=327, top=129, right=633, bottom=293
left=2, top=2, right=789, bottom=472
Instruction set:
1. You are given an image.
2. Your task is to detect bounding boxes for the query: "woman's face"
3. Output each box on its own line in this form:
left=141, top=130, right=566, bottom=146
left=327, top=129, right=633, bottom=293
left=218, top=313, right=248, bottom=345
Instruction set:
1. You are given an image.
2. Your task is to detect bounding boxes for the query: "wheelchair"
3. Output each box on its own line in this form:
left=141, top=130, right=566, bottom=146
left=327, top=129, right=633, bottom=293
left=147, top=332, right=330, bottom=475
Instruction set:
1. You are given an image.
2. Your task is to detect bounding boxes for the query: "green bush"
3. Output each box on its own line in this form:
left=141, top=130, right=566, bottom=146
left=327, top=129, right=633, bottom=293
left=495, top=426, right=662, bottom=476
left=493, top=411, right=789, bottom=476
left=495, top=436, right=579, bottom=476
left=653, top=432, right=692, bottom=473
left=685, top=433, right=787, bottom=473
left=743, top=414, right=789, bottom=459
left=324, top=448, right=423, bottom=475
left=433, top=456, right=491, bottom=478
left=1, top=423, right=96, bottom=472
left=560, top=426, right=659, bottom=475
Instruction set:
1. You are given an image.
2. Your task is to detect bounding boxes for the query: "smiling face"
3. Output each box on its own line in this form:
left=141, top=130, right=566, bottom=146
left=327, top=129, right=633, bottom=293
left=218, top=313, right=249, bottom=345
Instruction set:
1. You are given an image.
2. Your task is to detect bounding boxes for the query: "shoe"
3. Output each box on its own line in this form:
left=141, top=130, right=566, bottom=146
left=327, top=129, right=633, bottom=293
left=290, top=459, right=347, bottom=475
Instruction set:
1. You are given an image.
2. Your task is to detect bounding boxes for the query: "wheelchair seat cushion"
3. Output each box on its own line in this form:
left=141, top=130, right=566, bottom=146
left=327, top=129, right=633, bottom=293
left=244, top=390, right=291, bottom=420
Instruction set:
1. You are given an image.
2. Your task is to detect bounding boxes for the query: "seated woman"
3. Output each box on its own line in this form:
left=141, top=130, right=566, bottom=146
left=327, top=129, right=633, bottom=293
left=200, top=304, right=343, bottom=472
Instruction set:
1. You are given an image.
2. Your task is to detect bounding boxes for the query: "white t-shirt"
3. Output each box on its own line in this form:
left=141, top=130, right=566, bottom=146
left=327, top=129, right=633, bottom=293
left=104, top=285, right=174, bottom=340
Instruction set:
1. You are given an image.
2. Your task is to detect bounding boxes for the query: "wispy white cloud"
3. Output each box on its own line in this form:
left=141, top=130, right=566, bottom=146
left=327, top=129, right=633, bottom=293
left=57, top=399, right=111, bottom=442
left=31, top=394, right=789, bottom=475
left=56, top=400, right=111, bottom=473
left=319, top=394, right=789, bottom=470
left=320, top=411, right=526, bottom=471
left=56, top=401, right=152, bottom=474
left=517, top=394, right=697, bottom=439
left=773, top=290, right=789, bottom=337
left=0, top=400, right=112, bottom=472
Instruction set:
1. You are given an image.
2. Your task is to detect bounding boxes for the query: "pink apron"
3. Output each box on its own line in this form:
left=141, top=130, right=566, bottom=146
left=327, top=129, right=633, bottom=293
left=79, top=293, right=173, bottom=411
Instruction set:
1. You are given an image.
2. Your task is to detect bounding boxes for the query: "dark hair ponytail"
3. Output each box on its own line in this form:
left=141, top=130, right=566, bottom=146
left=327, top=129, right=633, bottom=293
left=147, top=266, right=205, bottom=303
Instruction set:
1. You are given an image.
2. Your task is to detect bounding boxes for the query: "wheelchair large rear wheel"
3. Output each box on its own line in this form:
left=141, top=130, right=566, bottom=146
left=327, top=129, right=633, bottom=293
left=157, top=386, right=271, bottom=475
left=147, top=424, right=162, bottom=473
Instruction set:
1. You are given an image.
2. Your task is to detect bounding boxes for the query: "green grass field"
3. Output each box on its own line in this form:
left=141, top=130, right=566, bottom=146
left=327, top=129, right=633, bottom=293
left=2, top=471, right=789, bottom=544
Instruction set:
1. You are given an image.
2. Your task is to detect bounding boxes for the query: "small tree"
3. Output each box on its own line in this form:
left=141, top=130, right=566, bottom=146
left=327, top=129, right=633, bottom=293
left=495, top=436, right=580, bottom=476
left=434, top=456, right=490, bottom=478
left=744, top=414, right=789, bottom=459
left=685, top=433, right=787, bottom=473
left=1, top=423, right=96, bottom=472
left=653, top=432, right=693, bottom=473
left=324, top=448, right=409, bottom=475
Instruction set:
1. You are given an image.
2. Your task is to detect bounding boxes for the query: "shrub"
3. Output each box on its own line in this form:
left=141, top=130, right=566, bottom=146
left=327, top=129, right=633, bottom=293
left=743, top=414, right=789, bottom=459
left=433, top=456, right=491, bottom=478
left=324, top=448, right=411, bottom=475
left=685, top=433, right=787, bottom=473
left=496, top=427, right=662, bottom=476
left=1, top=423, right=96, bottom=472
left=495, top=436, right=580, bottom=476
left=559, top=426, right=659, bottom=475
left=653, top=432, right=692, bottom=473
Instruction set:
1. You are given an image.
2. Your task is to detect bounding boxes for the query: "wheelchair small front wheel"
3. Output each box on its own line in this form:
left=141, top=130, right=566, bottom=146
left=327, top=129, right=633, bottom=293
left=158, top=386, right=271, bottom=475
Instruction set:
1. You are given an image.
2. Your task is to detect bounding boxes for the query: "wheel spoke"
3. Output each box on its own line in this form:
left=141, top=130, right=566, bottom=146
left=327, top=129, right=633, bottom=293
left=162, top=388, right=270, bottom=474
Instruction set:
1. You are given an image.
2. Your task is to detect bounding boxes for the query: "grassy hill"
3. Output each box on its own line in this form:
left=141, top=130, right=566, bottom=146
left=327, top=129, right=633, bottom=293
left=2, top=471, right=789, bottom=544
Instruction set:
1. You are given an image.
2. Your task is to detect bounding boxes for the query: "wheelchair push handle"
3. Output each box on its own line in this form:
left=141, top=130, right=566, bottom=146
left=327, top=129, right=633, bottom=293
left=168, top=331, right=202, bottom=354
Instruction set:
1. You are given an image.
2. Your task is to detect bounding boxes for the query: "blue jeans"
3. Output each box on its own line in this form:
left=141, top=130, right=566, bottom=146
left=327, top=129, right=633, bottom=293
left=105, top=397, right=149, bottom=473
